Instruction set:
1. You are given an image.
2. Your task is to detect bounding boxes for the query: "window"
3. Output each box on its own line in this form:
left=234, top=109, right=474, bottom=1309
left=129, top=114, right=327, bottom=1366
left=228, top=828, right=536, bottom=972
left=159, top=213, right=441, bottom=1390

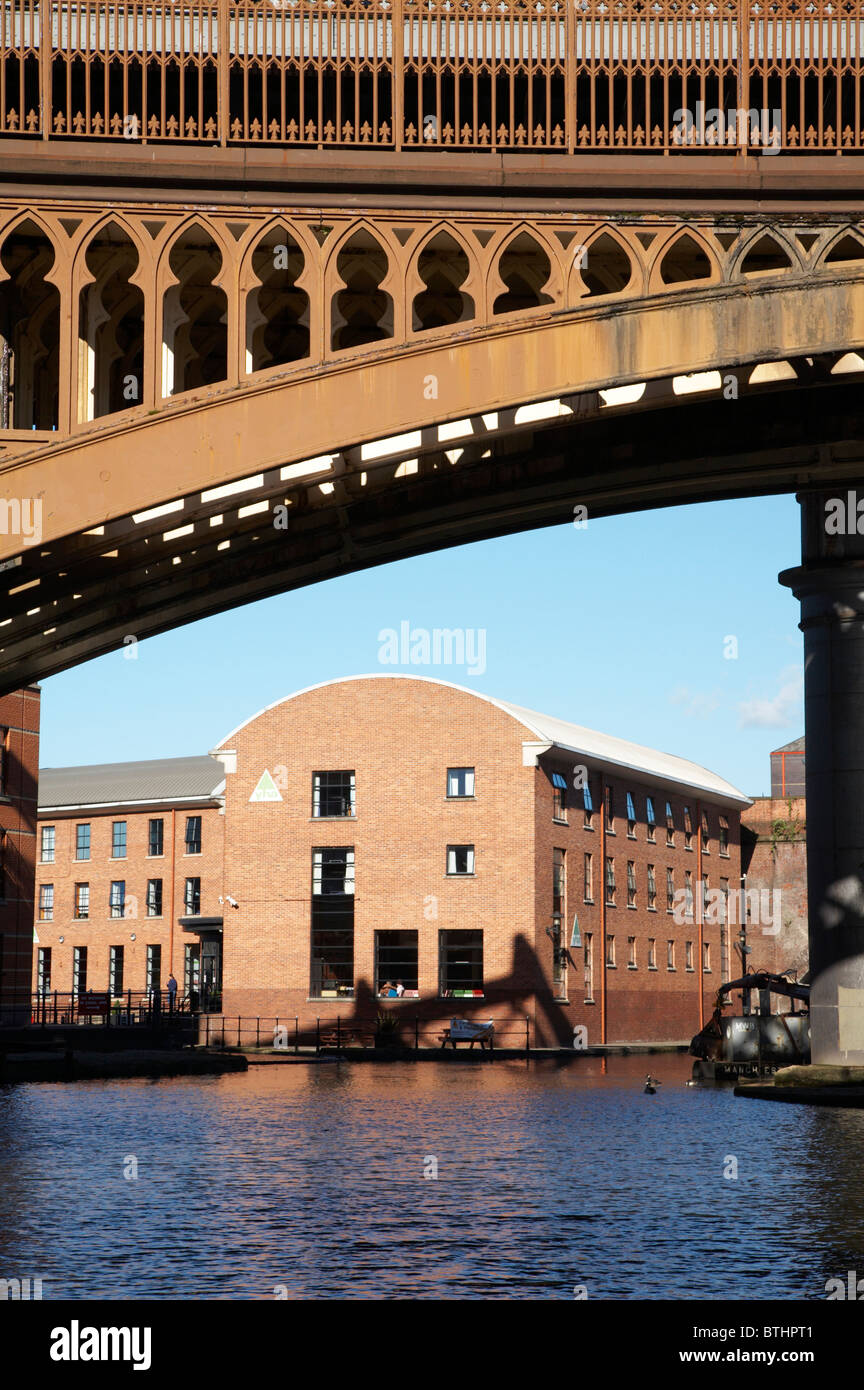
left=0, top=829, right=5, bottom=900
left=646, top=797, right=656, bottom=842
left=109, top=945, right=124, bottom=997
left=76, top=823, right=90, bottom=860
left=667, top=939, right=675, bottom=971
left=647, top=938, right=657, bottom=970
left=719, top=816, right=729, bottom=856
left=584, top=852, right=593, bottom=902
left=148, top=818, right=164, bottom=857
left=701, top=811, right=710, bottom=853
left=685, top=940, right=694, bottom=971
left=39, top=883, right=53, bottom=921
left=311, top=848, right=355, bottom=999
left=439, top=929, right=483, bottom=996
left=551, top=772, right=567, bottom=822
left=552, top=849, right=566, bottom=996
left=626, top=860, right=636, bottom=907
left=112, top=821, right=127, bottom=858
left=40, top=825, right=55, bottom=863
left=37, top=947, right=51, bottom=993
left=628, top=936, right=637, bottom=968
left=447, top=767, right=475, bottom=799
left=583, top=779, right=594, bottom=829
left=313, top=771, right=356, bottom=817
left=685, top=870, right=694, bottom=919
left=683, top=806, right=693, bottom=850
left=73, top=946, right=87, bottom=995
left=185, top=944, right=200, bottom=998
left=74, top=883, right=89, bottom=920
left=147, top=879, right=163, bottom=917
left=146, top=944, right=162, bottom=995
left=665, top=802, right=674, bottom=847
left=701, top=874, right=709, bottom=924
left=447, top=845, right=475, bottom=876
left=110, top=881, right=125, bottom=919
left=666, top=867, right=675, bottom=911
left=605, top=786, right=614, bottom=833
left=626, top=791, right=636, bottom=837
left=553, top=848, right=565, bottom=919
left=605, top=856, right=615, bottom=905
left=184, top=878, right=201, bottom=916
left=647, top=864, right=657, bottom=910
left=0, top=726, right=7, bottom=795
left=720, top=881, right=730, bottom=977
left=375, top=930, right=419, bottom=994
left=584, top=933, right=594, bottom=1000
left=185, top=815, right=202, bottom=854
left=606, top=933, right=615, bottom=967
left=703, top=942, right=711, bottom=972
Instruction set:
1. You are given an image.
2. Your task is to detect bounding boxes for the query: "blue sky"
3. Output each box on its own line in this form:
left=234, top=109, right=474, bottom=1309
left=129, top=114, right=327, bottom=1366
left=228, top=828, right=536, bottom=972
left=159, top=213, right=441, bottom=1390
left=39, top=493, right=804, bottom=797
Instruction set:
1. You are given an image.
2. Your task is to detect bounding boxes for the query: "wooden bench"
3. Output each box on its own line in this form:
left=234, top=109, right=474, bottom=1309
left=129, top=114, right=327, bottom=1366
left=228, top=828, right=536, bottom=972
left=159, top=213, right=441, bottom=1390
left=438, top=1027, right=493, bottom=1051
left=318, top=1028, right=371, bottom=1049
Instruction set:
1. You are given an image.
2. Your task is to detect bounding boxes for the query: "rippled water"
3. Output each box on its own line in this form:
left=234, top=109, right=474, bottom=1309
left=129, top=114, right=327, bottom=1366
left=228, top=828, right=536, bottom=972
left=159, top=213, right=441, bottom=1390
left=1, top=1053, right=861, bottom=1299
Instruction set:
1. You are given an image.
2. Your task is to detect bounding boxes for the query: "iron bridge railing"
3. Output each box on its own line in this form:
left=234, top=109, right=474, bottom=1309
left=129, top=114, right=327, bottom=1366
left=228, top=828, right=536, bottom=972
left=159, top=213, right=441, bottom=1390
left=0, top=0, right=863, bottom=153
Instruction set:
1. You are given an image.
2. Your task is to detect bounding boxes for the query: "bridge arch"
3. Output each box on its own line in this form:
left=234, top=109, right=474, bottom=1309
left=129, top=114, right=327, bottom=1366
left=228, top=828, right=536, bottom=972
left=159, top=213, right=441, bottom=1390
left=486, top=223, right=562, bottom=318
left=407, top=222, right=480, bottom=335
left=650, top=227, right=721, bottom=293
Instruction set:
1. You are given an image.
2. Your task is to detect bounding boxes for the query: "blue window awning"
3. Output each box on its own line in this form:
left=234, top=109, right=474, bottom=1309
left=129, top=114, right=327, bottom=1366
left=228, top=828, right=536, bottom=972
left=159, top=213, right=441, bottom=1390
left=551, top=772, right=567, bottom=790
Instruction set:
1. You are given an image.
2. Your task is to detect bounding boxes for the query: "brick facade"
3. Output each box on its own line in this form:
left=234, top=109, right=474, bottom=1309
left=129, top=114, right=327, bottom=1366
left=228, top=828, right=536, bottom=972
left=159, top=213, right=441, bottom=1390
left=741, top=795, right=808, bottom=992
left=0, top=686, right=41, bottom=1024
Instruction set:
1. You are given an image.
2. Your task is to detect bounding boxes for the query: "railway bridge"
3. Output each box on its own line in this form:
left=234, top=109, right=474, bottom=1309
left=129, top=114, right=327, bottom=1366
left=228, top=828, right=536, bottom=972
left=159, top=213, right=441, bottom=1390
left=3, top=0, right=864, bottom=1061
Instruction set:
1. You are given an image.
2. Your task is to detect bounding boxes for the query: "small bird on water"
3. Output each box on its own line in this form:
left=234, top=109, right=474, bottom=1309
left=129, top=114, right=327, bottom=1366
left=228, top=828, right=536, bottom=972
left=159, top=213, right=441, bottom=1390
left=643, top=1074, right=661, bottom=1094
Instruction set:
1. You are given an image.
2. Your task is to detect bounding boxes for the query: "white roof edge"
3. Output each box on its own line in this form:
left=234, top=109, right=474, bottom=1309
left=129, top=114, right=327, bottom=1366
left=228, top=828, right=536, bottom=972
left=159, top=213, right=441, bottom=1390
left=214, top=673, right=749, bottom=805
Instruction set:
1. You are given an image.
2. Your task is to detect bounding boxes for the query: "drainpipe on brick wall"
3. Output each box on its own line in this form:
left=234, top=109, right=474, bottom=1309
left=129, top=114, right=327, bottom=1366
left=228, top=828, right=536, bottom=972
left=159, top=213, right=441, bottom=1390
left=696, top=800, right=705, bottom=1031
left=599, top=774, right=607, bottom=1046
left=169, top=807, right=176, bottom=975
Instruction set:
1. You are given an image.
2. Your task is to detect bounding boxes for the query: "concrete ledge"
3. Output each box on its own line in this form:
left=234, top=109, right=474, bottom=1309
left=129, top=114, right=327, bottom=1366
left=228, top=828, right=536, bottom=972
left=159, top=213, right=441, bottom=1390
left=736, top=1064, right=864, bottom=1106
left=0, top=1049, right=247, bottom=1083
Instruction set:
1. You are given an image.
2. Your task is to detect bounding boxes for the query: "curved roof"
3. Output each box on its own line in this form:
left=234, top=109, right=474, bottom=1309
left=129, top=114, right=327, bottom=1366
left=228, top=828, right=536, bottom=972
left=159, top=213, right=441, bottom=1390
left=214, top=673, right=749, bottom=807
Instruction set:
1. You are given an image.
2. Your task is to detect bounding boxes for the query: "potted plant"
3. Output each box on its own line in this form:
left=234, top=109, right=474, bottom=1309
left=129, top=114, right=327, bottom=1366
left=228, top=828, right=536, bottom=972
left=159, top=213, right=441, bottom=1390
left=374, top=1010, right=401, bottom=1048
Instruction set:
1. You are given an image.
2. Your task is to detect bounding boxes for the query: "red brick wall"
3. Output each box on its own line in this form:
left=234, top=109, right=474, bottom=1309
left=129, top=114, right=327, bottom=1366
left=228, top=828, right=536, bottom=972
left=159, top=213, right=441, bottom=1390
left=0, top=686, right=40, bottom=1024
left=741, top=796, right=808, bottom=992
left=32, top=801, right=223, bottom=996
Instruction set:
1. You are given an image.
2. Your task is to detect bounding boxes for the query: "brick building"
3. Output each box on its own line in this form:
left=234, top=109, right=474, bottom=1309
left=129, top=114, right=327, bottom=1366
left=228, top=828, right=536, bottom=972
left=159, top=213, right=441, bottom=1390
left=33, top=757, right=225, bottom=1005
left=0, top=686, right=41, bottom=1024
left=740, top=739, right=808, bottom=993
left=32, top=676, right=749, bottom=1046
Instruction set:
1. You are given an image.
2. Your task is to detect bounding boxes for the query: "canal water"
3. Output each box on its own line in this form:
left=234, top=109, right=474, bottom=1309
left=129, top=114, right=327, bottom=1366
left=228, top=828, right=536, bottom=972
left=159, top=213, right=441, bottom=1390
left=0, top=1053, right=860, bottom=1300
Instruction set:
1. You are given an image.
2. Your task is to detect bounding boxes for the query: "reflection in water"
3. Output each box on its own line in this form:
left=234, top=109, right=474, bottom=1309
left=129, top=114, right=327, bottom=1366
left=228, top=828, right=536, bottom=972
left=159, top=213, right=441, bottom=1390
left=0, top=1054, right=861, bottom=1300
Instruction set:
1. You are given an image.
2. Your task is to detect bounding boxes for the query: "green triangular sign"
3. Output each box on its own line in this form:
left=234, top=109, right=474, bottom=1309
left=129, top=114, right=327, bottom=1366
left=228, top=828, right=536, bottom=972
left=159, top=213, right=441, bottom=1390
left=249, top=769, right=282, bottom=802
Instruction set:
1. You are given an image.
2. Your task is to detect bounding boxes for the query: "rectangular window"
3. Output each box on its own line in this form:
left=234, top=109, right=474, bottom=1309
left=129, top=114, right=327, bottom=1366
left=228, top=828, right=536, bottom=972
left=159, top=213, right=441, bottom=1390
left=311, top=848, right=355, bottom=999
left=40, top=825, right=55, bottom=863
left=110, top=880, right=125, bottom=919
left=584, top=932, right=594, bottom=1000
left=73, top=945, right=87, bottom=995
left=313, top=771, right=357, bottom=817
left=646, top=797, right=656, bottom=842
left=647, top=937, right=657, bottom=970
left=109, top=945, right=124, bottom=997
left=76, top=823, right=91, bottom=860
left=37, top=946, right=51, bottom=993
left=703, top=941, right=711, bottom=972
left=438, top=929, right=483, bottom=996
left=701, top=874, right=709, bottom=924
left=605, top=856, right=615, bottom=905
left=684, top=805, right=693, bottom=850
left=185, top=944, right=200, bottom=999
left=0, top=726, right=7, bottom=795
left=446, top=767, right=475, bottom=799
left=552, top=848, right=565, bottom=919
left=667, top=939, right=675, bottom=971
left=185, top=815, right=202, bottom=854
left=686, top=940, right=694, bottom=971
left=39, top=882, right=53, bottom=921
left=74, top=882, right=89, bottom=920
left=148, top=818, right=164, bottom=857
left=147, top=879, right=163, bottom=917
left=184, top=878, right=201, bottom=916
left=647, top=863, right=657, bottom=909
left=551, top=772, right=567, bottom=822
left=605, top=786, right=614, bottom=833
left=628, top=935, right=637, bottom=968
left=583, top=778, right=594, bottom=828
left=719, top=815, right=729, bottom=856
left=626, top=791, right=636, bottom=837
left=606, top=933, right=615, bottom=967
left=584, top=851, right=593, bottom=902
left=112, top=821, right=127, bottom=858
left=375, top=930, right=419, bottom=994
left=666, top=867, right=675, bottom=911
left=447, top=845, right=475, bottom=876
left=626, top=860, right=636, bottom=907
left=701, top=810, right=710, bottom=853
left=146, top=944, right=162, bottom=995
left=685, top=870, right=694, bottom=919
left=665, top=802, right=674, bottom=847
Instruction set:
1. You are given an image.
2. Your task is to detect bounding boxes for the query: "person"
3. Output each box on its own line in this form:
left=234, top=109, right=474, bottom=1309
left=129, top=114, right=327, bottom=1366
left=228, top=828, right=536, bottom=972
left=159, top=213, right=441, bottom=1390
left=395, top=981, right=405, bottom=997
left=380, top=981, right=393, bottom=997
left=166, top=973, right=178, bottom=1010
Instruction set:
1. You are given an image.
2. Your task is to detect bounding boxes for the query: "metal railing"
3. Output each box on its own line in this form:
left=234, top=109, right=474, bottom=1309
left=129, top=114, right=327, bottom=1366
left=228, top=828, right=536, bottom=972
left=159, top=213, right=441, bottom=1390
left=199, top=1012, right=534, bottom=1052
left=1, top=0, right=863, bottom=153
left=25, top=989, right=197, bottom=1026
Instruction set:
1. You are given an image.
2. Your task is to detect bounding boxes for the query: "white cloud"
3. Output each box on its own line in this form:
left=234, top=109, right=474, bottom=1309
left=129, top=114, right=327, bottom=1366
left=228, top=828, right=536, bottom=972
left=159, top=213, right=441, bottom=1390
left=737, top=667, right=803, bottom=729
left=669, top=686, right=722, bottom=719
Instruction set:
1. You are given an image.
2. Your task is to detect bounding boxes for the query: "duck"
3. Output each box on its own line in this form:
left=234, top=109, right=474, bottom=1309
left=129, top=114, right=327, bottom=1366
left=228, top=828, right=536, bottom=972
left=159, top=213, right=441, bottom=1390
left=643, top=1074, right=661, bottom=1094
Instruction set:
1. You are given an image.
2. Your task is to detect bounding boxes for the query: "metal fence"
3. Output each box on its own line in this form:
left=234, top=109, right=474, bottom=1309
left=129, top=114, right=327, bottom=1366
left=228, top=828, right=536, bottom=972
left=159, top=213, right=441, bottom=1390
left=25, top=989, right=196, bottom=1026
left=0, top=0, right=863, bottom=152
left=199, top=1012, right=534, bottom=1052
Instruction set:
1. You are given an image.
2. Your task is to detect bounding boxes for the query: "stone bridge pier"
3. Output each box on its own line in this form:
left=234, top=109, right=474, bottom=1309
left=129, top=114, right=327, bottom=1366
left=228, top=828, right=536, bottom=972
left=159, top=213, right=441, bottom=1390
left=781, top=490, right=864, bottom=1065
